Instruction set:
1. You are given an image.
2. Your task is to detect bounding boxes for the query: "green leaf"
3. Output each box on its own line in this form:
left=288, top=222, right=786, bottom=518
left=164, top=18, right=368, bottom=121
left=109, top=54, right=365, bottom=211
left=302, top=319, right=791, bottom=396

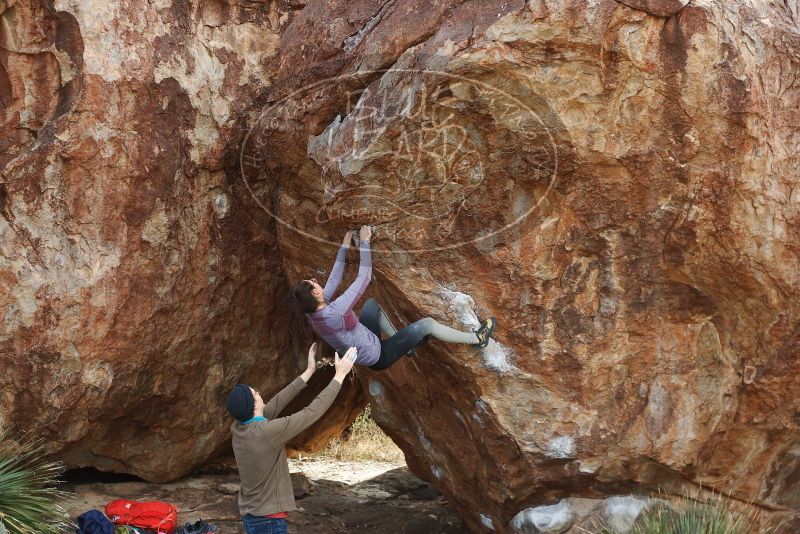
left=0, top=429, right=72, bottom=534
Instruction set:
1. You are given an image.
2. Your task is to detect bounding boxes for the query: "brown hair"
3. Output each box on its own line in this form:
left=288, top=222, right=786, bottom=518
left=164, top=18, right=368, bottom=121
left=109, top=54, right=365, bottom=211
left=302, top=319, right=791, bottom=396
left=292, top=280, right=319, bottom=314
left=289, top=281, right=334, bottom=362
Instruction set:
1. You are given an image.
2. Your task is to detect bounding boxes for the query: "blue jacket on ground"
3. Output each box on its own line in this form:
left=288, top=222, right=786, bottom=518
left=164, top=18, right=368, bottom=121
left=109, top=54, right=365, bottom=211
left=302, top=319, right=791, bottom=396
left=76, top=509, right=115, bottom=534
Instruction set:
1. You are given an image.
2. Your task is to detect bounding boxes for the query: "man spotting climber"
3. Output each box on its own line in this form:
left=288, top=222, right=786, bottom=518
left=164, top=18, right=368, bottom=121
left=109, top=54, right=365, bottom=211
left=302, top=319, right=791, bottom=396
left=226, top=343, right=357, bottom=534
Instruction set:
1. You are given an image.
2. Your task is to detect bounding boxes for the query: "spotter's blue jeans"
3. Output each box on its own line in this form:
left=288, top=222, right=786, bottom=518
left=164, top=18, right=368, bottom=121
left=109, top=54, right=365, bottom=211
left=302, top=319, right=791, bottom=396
left=241, top=514, right=288, bottom=534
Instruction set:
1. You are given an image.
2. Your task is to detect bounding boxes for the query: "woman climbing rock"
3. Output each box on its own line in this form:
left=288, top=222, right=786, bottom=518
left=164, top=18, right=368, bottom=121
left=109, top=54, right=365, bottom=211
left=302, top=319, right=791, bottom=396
left=292, top=225, right=496, bottom=371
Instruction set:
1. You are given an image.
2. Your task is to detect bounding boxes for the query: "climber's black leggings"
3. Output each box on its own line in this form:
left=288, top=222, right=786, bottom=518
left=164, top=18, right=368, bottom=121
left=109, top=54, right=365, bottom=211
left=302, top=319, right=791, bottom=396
left=359, top=298, right=478, bottom=370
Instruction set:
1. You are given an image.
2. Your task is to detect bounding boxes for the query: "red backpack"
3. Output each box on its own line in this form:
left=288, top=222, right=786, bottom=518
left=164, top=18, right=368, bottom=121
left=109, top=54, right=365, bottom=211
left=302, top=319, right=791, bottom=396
left=105, top=499, right=178, bottom=534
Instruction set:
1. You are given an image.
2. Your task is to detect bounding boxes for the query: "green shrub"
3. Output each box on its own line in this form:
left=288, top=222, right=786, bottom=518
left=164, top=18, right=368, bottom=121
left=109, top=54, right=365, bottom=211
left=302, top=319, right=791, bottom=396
left=0, top=430, right=70, bottom=534
left=632, top=501, right=749, bottom=534
left=595, top=497, right=768, bottom=534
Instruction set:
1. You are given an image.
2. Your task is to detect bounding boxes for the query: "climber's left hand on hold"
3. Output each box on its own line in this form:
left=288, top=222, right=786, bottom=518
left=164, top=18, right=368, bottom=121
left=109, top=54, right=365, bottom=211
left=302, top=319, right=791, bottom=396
left=342, top=230, right=354, bottom=248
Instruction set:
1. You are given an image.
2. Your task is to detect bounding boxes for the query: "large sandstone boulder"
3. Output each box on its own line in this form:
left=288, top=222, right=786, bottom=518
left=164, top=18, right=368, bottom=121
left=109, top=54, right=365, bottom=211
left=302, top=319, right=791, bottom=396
left=251, top=0, right=800, bottom=531
left=0, top=0, right=365, bottom=482
left=3, top=0, right=800, bottom=532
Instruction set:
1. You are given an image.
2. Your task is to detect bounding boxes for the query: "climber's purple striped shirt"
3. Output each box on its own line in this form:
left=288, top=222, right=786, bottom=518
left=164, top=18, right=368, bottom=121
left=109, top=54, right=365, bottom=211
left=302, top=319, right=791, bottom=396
left=306, top=241, right=381, bottom=367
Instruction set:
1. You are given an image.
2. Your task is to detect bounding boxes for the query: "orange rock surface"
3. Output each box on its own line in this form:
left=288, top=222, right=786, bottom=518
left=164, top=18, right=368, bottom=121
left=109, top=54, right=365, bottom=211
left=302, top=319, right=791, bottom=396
left=2, top=0, right=799, bottom=531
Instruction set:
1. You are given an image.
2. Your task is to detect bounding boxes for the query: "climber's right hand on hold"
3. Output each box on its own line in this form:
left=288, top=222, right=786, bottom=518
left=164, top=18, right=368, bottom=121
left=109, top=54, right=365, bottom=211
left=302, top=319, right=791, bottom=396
left=359, top=224, right=372, bottom=242
left=333, top=347, right=358, bottom=383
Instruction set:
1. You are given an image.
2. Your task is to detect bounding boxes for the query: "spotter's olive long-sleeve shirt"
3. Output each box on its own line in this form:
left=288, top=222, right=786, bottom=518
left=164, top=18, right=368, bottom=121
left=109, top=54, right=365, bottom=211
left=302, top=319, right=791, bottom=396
left=231, top=376, right=342, bottom=517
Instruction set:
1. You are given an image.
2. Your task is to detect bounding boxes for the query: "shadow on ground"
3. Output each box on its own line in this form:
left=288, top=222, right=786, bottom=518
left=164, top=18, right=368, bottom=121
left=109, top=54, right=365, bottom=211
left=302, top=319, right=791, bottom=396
left=64, top=461, right=464, bottom=533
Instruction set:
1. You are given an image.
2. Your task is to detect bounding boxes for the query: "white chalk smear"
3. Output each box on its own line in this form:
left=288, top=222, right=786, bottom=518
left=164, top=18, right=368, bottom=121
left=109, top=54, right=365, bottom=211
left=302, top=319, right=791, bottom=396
left=437, top=286, right=515, bottom=373
left=368, top=379, right=384, bottom=397
left=603, top=496, right=649, bottom=533
left=546, top=436, right=576, bottom=459
left=418, top=429, right=431, bottom=451
left=510, top=501, right=572, bottom=533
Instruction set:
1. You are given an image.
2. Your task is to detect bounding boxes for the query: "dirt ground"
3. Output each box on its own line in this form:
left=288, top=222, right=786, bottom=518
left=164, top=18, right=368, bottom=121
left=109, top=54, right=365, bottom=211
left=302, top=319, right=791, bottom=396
left=64, top=457, right=465, bottom=533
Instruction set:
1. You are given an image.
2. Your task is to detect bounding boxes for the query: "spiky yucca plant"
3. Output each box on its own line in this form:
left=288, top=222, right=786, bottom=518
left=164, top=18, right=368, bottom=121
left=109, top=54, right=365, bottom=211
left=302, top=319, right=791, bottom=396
left=629, top=501, right=752, bottom=534
left=594, top=495, right=772, bottom=534
left=0, top=430, right=71, bottom=534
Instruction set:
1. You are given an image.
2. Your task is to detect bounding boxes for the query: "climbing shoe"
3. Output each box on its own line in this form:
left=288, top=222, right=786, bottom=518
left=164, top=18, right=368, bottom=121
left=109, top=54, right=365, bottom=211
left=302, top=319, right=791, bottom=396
left=473, top=317, right=497, bottom=348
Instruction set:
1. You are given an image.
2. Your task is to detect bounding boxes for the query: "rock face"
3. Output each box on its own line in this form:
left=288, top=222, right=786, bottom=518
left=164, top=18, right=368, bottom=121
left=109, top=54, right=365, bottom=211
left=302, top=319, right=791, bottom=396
left=252, top=0, right=800, bottom=532
left=3, top=0, right=800, bottom=532
left=0, top=0, right=365, bottom=482
left=614, top=0, right=689, bottom=18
